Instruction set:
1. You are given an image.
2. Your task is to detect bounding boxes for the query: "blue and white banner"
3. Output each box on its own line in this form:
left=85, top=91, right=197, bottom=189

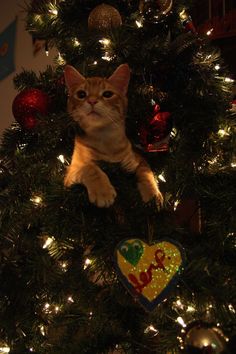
left=0, top=18, right=17, bottom=81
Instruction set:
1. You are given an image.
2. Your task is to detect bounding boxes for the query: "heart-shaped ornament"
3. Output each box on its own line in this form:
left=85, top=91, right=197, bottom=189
left=115, top=238, right=185, bottom=311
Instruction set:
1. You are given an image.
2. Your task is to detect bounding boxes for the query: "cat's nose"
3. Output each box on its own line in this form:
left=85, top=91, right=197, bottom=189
left=87, top=98, right=98, bottom=105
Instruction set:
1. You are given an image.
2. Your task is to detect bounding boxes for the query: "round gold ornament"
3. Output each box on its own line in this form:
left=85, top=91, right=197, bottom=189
left=88, top=3, right=122, bottom=31
left=183, top=321, right=227, bottom=354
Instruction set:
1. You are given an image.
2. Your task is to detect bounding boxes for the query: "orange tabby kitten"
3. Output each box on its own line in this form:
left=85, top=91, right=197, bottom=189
left=64, top=64, right=163, bottom=208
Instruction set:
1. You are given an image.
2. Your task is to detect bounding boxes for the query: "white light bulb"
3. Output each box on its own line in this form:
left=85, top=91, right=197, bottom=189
left=30, top=195, right=43, bottom=205
left=68, top=296, right=74, bottom=303
left=187, top=305, right=195, bottom=312
left=225, top=77, right=234, bottom=83
left=135, top=19, right=143, bottom=28
left=99, top=38, right=110, bottom=46
left=73, top=38, right=80, bottom=47
left=57, top=53, right=66, bottom=65
left=158, top=173, right=166, bottom=182
left=43, top=236, right=55, bottom=249
left=57, top=155, right=65, bottom=163
left=144, top=325, right=158, bottom=335
left=0, top=348, right=10, bottom=353
left=84, top=258, right=92, bottom=269
left=102, top=52, right=113, bottom=61
left=179, top=9, right=188, bottom=20
left=176, top=316, right=186, bottom=327
left=206, top=28, right=214, bottom=35
left=40, top=325, right=46, bottom=336
left=174, top=200, right=180, bottom=211
left=218, top=128, right=230, bottom=137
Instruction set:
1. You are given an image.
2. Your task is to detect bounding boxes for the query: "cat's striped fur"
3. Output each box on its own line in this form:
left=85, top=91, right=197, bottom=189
left=64, top=64, right=163, bottom=207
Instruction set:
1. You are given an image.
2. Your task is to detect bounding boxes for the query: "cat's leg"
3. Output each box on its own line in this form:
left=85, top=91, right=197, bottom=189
left=65, top=163, right=117, bottom=207
left=135, top=159, right=163, bottom=205
left=121, top=153, right=163, bottom=206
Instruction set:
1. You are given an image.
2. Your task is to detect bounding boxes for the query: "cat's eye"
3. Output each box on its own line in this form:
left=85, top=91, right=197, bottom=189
left=76, top=90, right=87, bottom=99
left=103, top=90, right=114, bottom=98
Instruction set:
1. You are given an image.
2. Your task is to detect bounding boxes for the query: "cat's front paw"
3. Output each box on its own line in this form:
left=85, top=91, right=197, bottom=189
left=87, top=183, right=117, bottom=208
left=138, top=182, right=163, bottom=206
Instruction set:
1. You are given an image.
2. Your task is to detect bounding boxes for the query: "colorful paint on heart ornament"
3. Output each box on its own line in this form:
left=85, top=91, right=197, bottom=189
left=114, top=239, right=185, bottom=311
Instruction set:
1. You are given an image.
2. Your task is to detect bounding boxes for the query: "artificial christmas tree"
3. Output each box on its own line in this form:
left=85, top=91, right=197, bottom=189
left=0, top=0, right=236, bottom=353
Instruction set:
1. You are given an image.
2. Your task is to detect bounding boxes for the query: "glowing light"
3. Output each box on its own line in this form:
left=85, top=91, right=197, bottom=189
left=144, top=324, right=159, bottom=336
left=231, top=162, right=236, bottom=168
left=30, top=195, right=43, bottom=205
left=179, top=9, right=188, bottom=20
left=218, top=128, right=230, bottom=137
left=44, top=303, right=50, bottom=310
left=172, top=297, right=185, bottom=310
left=203, top=340, right=210, bottom=347
left=68, top=296, right=74, bottom=303
left=150, top=98, right=156, bottom=105
left=57, top=154, right=65, bottom=163
left=102, top=52, right=113, bottom=61
left=43, top=236, right=55, bottom=249
left=158, top=172, right=166, bottom=182
left=49, top=4, right=58, bottom=16
left=225, top=77, right=234, bottom=83
left=49, top=9, right=58, bottom=15
left=55, top=306, right=60, bottom=313
left=73, top=38, right=80, bottom=47
left=208, top=156, right=218, bottom=165
left=177, top=335, right=184, bottom=343
left=214, top=64, right=220, bottom=70
left=206, top=28, right=214, bottom=35
left=176, top=299, right=183, bottom=307
left=40, top=325, right=46, bottom=336
left=99, top=38, right=110, bottom=47
left=93, top=61, right=98, bottom=65
left=59, top=260, right=69, bottom=272
left=187, top=305, right=195, bottom=312
left=171, top=127, right=177, bottom=137
left=0, top=346, right=10, bottom=353
left=135, top=19, right=143, bottom=28
left=176, top=316, right=186, bottom=327
left=84, top=258, right=92, bottom=269
left=57, top=52, right=66, bottom=65
left=174, top=200, right=180, bottom=211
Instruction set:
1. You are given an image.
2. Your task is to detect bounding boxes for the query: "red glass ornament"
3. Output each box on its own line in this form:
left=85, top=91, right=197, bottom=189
left=230, top=99, right=236, bottom=112
left=183, top=18, right=197, bottom=34
left=12, top=88, right=51, bottom=129
left=140, top=104, right=172, bottom=152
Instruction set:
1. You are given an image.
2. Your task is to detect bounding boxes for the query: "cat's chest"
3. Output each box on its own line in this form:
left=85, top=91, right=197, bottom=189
left=76, top=135, right=131, bottom=163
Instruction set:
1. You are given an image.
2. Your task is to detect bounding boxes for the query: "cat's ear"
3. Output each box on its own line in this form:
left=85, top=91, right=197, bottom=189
left=64, top=65, right=85, bottom=93
left=107, top=64, right=130, bottom=95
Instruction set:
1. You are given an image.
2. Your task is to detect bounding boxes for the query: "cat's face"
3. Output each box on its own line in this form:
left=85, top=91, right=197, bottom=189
left=64, top=64, right=130, bottom=133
